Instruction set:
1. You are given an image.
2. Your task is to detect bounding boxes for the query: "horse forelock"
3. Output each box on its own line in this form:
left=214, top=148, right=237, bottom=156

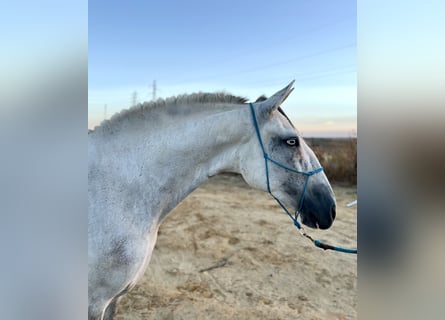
left=90, top=92, right=248, bottom=133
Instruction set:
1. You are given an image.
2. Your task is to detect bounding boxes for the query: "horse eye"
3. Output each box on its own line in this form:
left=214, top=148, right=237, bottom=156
left=285, top=138, right=299, bottom=147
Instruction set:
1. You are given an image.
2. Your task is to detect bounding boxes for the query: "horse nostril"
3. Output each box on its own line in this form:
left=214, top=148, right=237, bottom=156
left=331, top=204, right=336, bottom=220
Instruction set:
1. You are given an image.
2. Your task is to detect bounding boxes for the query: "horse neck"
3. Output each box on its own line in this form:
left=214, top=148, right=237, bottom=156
left=143, top=104, right=250, bottom=221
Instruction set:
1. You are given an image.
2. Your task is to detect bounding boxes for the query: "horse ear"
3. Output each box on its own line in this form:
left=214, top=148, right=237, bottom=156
left=257, top=80, right=295, bottom=116
left=255, top=95, right=268, bottom=102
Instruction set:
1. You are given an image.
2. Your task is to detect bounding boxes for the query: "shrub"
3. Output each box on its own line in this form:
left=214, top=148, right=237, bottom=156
left=305, top=137, right=357, bottom=186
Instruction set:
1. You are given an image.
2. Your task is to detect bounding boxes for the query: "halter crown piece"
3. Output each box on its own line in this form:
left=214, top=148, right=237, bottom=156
left=249, top=103, right=357, bottom=254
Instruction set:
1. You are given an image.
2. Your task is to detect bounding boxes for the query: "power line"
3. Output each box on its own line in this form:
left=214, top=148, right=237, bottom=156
left=238, top=65, right=356, bottom=87
left=167, top=42, right=356, bottom=86
left=181, top=15, right=356, bottom=74
left=132, top=91, right=138, bottom=106
left=152, top=80, right=157, bottom=101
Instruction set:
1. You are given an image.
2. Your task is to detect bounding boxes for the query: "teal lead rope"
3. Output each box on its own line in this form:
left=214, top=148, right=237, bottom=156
left=249, top=103, right=357, bottom=254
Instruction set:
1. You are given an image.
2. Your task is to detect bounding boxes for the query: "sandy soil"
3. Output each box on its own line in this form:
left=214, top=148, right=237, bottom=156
left=115, top=174, right=357, bottom=320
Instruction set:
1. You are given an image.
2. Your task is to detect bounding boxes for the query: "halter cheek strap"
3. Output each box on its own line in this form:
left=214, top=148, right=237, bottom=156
left=249, top=103, right=357, bottom=254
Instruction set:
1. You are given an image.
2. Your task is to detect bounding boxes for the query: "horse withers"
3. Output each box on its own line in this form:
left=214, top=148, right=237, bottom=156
left=88, top=81, right=336, bottom=319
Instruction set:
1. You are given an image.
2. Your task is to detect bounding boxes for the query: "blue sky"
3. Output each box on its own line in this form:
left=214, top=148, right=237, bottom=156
left=89, top=0, right=356, bottom=136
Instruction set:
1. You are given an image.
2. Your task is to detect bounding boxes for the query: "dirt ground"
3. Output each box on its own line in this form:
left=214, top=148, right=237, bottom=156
left=115, top=174, right=357, bottom=320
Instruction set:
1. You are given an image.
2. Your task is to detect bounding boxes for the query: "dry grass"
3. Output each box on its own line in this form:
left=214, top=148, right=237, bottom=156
left=305, top=137, right=357, bottom=186
left=115, top=175, right=357, bottom=320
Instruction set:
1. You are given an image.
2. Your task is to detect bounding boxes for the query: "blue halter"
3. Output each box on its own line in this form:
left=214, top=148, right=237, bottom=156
left=249, top=103, right=357, bottom=254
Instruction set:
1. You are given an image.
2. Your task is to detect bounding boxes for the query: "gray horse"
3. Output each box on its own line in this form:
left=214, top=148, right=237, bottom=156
left=88, top=81, right=336, bottom=319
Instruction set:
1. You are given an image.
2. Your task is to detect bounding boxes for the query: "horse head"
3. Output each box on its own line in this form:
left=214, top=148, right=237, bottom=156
left=239, top=81, right=336, bottom=229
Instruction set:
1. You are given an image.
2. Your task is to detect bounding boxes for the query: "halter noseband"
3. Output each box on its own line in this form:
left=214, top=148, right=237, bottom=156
left=249, top=103, right=357, bottom=254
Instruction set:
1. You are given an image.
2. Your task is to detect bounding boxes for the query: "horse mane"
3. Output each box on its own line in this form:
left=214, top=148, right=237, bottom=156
left=90, top=92, right=248, bottom=133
